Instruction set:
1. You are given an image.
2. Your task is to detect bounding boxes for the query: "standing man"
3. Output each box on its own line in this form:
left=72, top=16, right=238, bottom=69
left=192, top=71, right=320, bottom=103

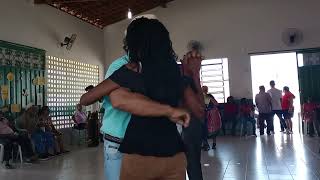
left=255, top=86, right=273, bottom=136
left=267, top=80, right=287, bottom=133
left=85, top=85, right=100, bottom=147
left=282, top=86, right=295, bottom=134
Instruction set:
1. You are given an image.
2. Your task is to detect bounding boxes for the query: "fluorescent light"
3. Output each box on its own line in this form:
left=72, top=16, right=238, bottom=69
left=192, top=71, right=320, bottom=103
left=128, top=9, right=132, bottom=19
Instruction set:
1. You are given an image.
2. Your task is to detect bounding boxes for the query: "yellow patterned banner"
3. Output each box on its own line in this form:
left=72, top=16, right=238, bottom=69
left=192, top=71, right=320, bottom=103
left=1, top=85, right=9, bottom=100
left=11, top=104, right=21, bottom=113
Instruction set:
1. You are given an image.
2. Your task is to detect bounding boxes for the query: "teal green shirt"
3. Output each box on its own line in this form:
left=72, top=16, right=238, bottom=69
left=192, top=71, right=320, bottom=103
left=100, top=55, right=131, bottom=138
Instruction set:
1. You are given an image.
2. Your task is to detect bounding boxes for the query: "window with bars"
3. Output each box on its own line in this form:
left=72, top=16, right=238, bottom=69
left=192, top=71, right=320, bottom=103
left=200, top=58, right=230, bottom=103
left=46, top=56, right=99, bottom=129
left=177, top=58, right=230, bottom=103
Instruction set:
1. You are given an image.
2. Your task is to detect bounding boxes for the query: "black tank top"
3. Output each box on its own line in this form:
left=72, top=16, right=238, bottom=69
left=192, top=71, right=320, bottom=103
left=109, top=66, right=185, bottom=156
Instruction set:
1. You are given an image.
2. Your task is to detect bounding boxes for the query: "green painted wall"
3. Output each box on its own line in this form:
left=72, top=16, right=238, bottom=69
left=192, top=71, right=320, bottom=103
left=298, top=65, right=320, bottom=103
left=0, top=40, right=46, bottom=116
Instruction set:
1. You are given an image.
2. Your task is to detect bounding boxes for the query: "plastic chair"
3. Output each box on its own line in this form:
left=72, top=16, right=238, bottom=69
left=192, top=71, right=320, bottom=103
left=70, top=116, right=87, bottom=145
left=0, top=144, right=4, bottom=164
left=71, top=126, right=87, bottom=146
left=11, top=143, right=23, bottom=164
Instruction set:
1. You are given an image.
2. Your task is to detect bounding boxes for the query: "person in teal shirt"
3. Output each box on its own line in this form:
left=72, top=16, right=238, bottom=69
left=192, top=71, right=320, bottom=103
left=100, top=55, right=130, bottom=180
left=101, top=55, right=131, bottom=139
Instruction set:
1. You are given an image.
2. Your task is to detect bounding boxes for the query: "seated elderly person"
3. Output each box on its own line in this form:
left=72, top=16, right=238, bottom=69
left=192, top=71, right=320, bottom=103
left=0, top=111, right=36, bottom=165
left=38, top=106, right=69, bottom=154
left=222, top=96, right=239, bottom=135
left=0, top=112, right=15, bottom=169
left=16, top=104, right=55, bottom=160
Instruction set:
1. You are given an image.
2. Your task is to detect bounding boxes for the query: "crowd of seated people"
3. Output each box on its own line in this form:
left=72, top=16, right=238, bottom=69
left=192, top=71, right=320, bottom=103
left=223, top=96, right=257, bottom=136
left=0, top=107, right=37, bottom=168
left=15, top=104, right=55, bottom=160
left=0, top=103, right=70, bottom=169
left=201, top=92, right=257, bottom=152
left=222, top=96, right=239, bottom=136
left=302, top=97, right=320, bottom=137
left=205, top=96, right=257, bottom=138
left=239, top=98, right=257, bottom=137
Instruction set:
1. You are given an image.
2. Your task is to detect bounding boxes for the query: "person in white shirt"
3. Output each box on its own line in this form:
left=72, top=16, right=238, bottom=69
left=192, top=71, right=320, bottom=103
left=255, top=86, right=273, bottom=136
left=267, top=80, right=287, bottom=132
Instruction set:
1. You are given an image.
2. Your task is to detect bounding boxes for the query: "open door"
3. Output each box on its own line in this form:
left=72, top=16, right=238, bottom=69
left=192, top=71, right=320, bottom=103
left=251, top=52, right=301, bottom=132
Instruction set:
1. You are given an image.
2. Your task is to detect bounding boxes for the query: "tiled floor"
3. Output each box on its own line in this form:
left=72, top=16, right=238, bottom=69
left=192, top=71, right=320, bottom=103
left=1, top=133, right=320, bottom=180
left=202, top=133, right=320, bottom=180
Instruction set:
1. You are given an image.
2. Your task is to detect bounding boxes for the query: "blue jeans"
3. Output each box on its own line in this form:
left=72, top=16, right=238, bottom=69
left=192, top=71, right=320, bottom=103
left=31, top=130, right=54, bottom=154
left=271, top=110, right=286, bottom=131
left=104, top=139, right=123, bottom=180
left=241, top=116, right=256, bottom=136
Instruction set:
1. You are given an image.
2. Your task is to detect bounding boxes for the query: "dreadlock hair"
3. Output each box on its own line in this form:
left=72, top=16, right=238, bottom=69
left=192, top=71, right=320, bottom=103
left=123, top=17, right=182, bottom=106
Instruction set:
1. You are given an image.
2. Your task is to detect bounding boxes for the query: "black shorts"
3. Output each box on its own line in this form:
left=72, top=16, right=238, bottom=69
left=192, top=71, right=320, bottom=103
left=283, top=110, right=294, bottom=119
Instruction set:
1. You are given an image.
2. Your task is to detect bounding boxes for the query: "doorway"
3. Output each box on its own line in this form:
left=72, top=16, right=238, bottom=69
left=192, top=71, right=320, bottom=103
left=250, top=52, right=301, bottom=132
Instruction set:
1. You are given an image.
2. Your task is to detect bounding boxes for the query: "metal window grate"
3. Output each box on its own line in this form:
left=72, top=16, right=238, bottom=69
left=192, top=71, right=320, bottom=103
left=200, top=58, right=230, bottom=103
left=46, top=56, right=99, bottom=129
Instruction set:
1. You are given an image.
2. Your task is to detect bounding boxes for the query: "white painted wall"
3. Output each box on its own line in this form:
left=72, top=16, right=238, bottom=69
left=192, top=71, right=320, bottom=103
left=103, top=0, right=320, bottom=98
left=0, top=0, right=105, bottom=80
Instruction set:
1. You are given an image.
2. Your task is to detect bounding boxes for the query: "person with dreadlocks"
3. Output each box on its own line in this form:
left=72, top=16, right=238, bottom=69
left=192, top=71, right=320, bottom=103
left=81, top=17, right=205, bottom=180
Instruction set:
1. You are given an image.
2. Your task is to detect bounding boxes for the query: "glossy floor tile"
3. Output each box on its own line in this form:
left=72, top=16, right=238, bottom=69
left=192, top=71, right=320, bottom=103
left=1, top=133, right=320, bottom=180
left=202, top=133, right=320, bottom=180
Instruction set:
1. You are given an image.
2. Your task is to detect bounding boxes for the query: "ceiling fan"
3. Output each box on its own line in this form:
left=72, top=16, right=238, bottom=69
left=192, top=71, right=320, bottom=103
left=60, top=34, right=77, bottom=50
